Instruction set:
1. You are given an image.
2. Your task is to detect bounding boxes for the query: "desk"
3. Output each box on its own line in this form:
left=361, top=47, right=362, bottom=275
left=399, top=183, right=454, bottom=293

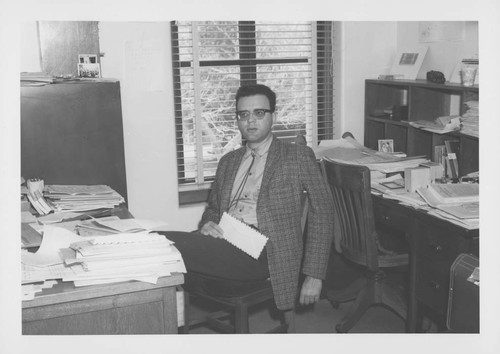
left=373, top=195, right=479, bottom=332
left=22, top=274, right=184, bottom=334
left=22, top=204, right=185, bottom=334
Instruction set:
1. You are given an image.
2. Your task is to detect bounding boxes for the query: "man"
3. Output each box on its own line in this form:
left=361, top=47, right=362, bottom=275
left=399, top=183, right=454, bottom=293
left=165, top=84, right=334, bottom=311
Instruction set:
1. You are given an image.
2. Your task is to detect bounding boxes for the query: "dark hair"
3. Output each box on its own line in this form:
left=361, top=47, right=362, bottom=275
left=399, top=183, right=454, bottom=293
left=235, top=84, right=276, bottom=112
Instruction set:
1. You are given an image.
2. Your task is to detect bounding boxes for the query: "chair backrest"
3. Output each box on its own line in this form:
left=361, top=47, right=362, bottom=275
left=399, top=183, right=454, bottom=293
left=322, top=159, right=379, bottom=271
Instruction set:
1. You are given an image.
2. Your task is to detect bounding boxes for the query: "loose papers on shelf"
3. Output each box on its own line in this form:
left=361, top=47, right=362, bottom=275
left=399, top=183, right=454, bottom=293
left=219, top=212, right=268, bottom=259
left=44, top=184, right=125, bottom=212
left=409, top=115, right=461, bottom=134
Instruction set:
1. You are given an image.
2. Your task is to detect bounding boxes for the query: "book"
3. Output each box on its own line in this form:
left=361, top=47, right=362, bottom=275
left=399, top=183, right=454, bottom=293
left=218, top=212, right=268, bottom=259
left=445, top=140, right=460, bottom=178
left=421, top=183, right=479, bottom=205
left=433, top=145, right=447, bottom=176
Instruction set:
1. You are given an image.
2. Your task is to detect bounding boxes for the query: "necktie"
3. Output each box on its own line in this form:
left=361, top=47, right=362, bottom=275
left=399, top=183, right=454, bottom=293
left=229, top=151, right=256, bottom=211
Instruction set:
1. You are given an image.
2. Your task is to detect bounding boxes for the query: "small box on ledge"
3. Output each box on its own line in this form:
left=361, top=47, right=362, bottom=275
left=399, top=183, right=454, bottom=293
left=404, top=167, right=430, bottom=193
left=419, top=161, right=445, bottom=182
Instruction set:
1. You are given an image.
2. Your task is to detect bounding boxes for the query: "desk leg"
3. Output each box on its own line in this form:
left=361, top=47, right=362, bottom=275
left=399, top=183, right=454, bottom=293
left=407, top=223, right=418, bottom=333
left=162, top=286, right=178, bottom=334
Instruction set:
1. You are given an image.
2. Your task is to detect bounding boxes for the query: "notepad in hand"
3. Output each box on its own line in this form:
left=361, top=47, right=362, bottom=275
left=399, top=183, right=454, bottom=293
left=218, top=212, right=268, bottom=259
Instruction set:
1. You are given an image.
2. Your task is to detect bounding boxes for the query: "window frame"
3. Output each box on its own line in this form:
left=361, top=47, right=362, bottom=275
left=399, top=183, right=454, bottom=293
left=171, top=21, right=336, bottom=205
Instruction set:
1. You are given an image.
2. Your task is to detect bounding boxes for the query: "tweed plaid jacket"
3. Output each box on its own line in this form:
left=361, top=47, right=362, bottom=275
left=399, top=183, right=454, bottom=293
left=200, top=136, right=335, bottom=310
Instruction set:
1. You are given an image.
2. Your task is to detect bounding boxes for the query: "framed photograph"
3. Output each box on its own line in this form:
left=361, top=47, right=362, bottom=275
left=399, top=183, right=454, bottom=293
left=378, top=139, right=394, bottom=153
left=380, top=180, right=405, bottom=189
left=389, top=45, right=428, bottom=80
left=77, top=54, right=101, bottom=78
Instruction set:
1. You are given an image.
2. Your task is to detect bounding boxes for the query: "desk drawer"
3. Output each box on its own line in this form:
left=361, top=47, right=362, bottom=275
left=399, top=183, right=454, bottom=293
left=373, top=202, right=410, bottom=231
left=416, top=227, right=474, bottom=264
left=416, top=261, right=449, bottom=314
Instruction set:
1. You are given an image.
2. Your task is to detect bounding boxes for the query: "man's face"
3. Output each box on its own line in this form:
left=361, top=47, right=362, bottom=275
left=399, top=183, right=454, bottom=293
left=236, top=94, right=276, bottom=146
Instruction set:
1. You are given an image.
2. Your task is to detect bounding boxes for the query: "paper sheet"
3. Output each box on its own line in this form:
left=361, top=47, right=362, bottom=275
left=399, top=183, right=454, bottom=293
left=218, top=213, right=268, bottom=259
left=21, top=225, right=84, bottom=267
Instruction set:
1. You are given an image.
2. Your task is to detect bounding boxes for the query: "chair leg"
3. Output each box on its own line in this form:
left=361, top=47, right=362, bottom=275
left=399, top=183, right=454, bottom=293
left=336, top=281, right=375, bottom=333
left=327, top=277, right=368, bottom=306
left=234, top=304, right=250, bottom=333
left=284, top=310, right=295, bottom=333
left=379, top=283, right=407, bottom=320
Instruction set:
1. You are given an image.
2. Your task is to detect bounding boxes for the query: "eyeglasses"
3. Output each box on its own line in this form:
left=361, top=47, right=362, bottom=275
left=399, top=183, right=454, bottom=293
left=235, top=109, right=273, bottom=121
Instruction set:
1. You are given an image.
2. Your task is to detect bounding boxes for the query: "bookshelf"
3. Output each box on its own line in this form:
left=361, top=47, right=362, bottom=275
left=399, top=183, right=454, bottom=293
left=364, top=79, right=479, bottom=176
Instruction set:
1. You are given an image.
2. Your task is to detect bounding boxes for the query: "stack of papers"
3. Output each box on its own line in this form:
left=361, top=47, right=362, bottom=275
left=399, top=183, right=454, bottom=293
left=62, top=233, right=186, bottom=287
left=44, top=184, right=125, bottom=212
left=460, top=100, right=479, bottom=138
left=417, top=183, right=479, bottom=229
left=21, top=225, right=186, bottom=297
left=418, top=183, right=479, bottom=205
left=21, top=72, right=56, bottom=86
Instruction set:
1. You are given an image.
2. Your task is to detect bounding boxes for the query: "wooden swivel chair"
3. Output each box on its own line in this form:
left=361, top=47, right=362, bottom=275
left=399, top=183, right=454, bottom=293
left=182, top=190, right=309, bottom=334
left=322, top=158, right=408, bottom=333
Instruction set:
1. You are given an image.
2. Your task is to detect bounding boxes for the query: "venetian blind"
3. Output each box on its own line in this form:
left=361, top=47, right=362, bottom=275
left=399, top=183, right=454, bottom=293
left=171, top=21, right=335, bottom=196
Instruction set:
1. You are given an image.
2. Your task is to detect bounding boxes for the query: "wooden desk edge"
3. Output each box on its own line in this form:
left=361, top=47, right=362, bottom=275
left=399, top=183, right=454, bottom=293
left=22, top=273, right=184, bottom=309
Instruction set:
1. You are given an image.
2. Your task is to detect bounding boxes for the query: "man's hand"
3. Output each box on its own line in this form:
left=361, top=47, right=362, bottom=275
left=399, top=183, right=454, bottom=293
left=299, top=276, right=322, bottom=306
left=200, top=221, right=224, bottom=238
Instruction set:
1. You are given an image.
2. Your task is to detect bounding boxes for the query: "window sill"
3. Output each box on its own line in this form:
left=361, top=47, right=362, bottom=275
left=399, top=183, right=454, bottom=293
left=178, top=188, right=211, bottom=206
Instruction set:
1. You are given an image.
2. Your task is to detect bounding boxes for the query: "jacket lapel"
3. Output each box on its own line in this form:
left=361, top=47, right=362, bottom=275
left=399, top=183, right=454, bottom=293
left=221, top=147, right=246, bottom=212
left=259, top=137, right=281, bottom=197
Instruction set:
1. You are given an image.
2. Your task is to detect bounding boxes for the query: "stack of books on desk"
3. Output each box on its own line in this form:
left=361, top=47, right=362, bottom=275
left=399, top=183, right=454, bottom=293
left=44, top=184, right=125, bottom=212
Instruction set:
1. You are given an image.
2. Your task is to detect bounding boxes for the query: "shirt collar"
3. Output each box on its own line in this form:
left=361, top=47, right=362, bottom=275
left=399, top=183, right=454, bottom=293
left=246, top=134, right=273, bottom=158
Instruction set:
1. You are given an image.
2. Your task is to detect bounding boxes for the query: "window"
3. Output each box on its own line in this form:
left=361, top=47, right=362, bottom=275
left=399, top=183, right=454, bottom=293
left=171, top=21, right=336, bottom=204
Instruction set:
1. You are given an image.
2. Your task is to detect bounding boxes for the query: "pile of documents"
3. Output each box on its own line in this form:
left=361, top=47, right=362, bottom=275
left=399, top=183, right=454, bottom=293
left=371, top=174, right=479, bottom=230
left=417, top=183, right=479, bottom=229
left=22, top=225, right=185, bottom=299
left=460, top=100, right=479, bottom=138
left=62, top=233, right=186, bottom=287
left=44, top=184, right=125, bottom=212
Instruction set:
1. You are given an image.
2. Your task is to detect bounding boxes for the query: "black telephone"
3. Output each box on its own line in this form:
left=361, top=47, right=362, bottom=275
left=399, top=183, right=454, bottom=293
left=426, top=70, right=446, bottom=84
